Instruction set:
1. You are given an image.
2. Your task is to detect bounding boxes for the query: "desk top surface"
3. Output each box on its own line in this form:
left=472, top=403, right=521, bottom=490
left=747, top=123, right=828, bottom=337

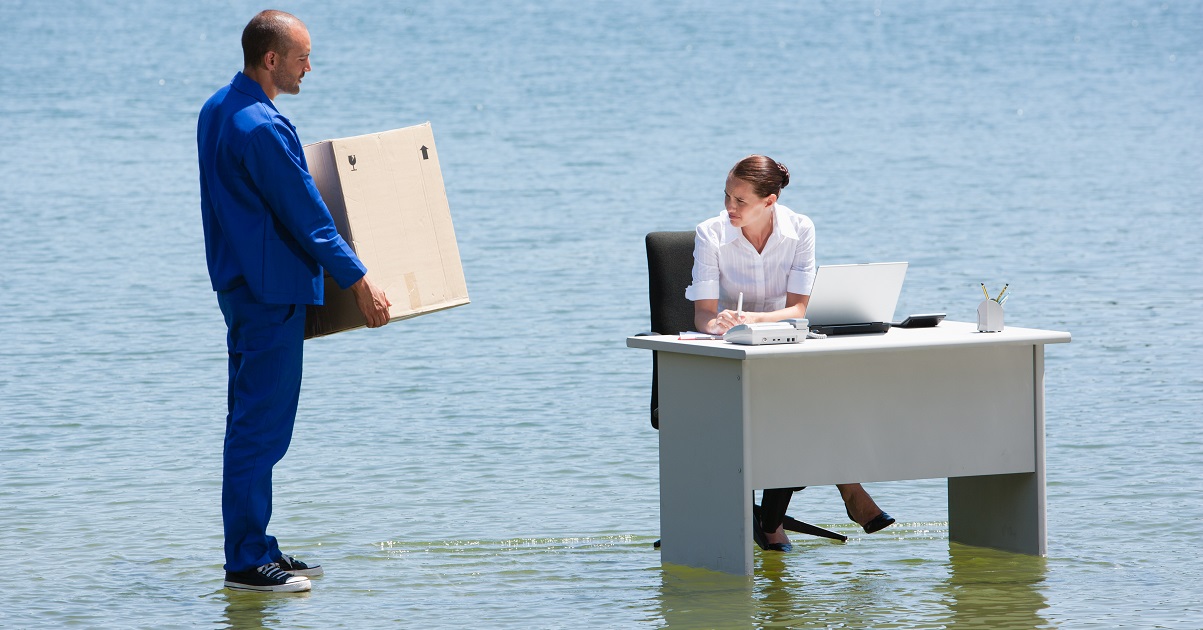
left=627, top=320, right=1071, bottom=360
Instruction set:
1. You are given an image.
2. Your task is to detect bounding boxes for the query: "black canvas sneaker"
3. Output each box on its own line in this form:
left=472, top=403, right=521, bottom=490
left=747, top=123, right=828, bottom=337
left=276, top=554, right=324, bottom=577
left=224, top=563, right=311, bottom=592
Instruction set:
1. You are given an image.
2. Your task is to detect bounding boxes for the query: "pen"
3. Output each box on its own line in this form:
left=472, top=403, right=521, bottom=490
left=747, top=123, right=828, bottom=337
left=737, top=292, right=744, bottom=321
left=995, top=284, right=1009, bottom=302
left=980, top=283, right=990, bottom=300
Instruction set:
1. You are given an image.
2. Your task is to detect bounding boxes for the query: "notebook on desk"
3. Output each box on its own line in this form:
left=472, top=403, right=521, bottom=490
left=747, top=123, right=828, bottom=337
left=805, top=262, right=908, bottom=335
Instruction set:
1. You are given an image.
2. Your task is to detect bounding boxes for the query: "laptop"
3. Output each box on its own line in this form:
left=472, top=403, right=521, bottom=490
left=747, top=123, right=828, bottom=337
left=805, top=262, right=908, bottom=335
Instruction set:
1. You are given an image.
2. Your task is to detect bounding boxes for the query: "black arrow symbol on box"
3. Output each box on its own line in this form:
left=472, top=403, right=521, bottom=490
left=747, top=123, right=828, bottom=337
left=420, top=146, right=429, bottom=160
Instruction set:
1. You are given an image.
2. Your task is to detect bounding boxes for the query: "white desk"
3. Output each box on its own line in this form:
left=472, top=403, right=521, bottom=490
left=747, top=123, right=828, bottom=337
left=627, top=321, right=1070, bottom=575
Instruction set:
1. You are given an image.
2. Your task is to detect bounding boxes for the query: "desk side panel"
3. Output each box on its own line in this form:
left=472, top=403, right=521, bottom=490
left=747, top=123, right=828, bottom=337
left=658, top=352, right=752, bottom=575
left=948, top=345, right=1047, bottom=556
left=745, top=345, right=1036, bottom=488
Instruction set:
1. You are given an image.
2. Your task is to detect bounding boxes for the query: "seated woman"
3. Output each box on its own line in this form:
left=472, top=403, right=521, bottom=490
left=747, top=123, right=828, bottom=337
left=684, top=155, right=896, bottom=552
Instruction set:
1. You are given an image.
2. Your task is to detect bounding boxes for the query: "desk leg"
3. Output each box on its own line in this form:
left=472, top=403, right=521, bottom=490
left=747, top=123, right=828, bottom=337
left=948, top=346, right=1048, bottom=556
left=658, top=353, right=752, bottom=575
left=948, top=473, right=1045, bottom=555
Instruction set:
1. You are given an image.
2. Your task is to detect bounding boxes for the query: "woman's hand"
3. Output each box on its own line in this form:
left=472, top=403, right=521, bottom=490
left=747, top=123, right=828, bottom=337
left=695, top=298, right=758, bottom=334
left=710, top=309, right=748, bottom=334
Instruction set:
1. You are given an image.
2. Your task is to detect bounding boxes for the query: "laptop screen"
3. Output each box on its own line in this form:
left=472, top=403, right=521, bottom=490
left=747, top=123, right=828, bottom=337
left=804, top=262, right=908, bottom=326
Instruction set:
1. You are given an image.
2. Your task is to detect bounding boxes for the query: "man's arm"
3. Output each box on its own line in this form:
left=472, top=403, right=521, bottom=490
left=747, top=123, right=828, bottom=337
left=242, top=121, right=367, bottom=290
left=242, top=121, right=394, bottom=326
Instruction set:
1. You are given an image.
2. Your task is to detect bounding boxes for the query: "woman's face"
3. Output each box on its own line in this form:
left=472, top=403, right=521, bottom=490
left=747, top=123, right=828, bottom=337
left=724, top=175, right=776, bottom=229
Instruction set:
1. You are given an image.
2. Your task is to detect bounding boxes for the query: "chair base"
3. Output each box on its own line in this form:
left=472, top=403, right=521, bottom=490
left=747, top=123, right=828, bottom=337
left=754, top=504, right=848, bottom=542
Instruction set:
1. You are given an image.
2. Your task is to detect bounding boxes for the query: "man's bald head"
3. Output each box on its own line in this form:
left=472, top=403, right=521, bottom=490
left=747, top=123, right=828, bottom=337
left=241, top=10, right=305, bottom=70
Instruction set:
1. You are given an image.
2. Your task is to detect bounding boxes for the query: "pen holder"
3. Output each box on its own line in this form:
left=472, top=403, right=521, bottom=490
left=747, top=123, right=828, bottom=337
left=977, top=299, right=1004, bottom=332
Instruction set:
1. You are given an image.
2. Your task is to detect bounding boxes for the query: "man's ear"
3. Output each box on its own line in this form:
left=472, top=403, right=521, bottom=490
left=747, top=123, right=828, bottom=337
left=262, top=50, right=277, bottom=70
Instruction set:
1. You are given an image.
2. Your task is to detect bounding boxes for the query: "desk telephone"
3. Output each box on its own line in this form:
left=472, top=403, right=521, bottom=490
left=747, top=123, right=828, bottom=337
left=723, top=319, right=810, bottom=346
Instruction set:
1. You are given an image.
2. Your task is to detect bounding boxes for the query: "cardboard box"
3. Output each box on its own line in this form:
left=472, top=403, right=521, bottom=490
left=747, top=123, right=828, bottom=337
left=302, top=122, right=469, bottom=338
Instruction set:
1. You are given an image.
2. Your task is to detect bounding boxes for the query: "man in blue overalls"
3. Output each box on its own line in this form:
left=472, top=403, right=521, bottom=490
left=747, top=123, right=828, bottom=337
left=197, top=10, right=392, bottom=592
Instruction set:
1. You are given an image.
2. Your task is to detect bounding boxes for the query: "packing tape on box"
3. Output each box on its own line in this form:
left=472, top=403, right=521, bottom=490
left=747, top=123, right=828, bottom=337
left=405, top=272, right=421, bottom=310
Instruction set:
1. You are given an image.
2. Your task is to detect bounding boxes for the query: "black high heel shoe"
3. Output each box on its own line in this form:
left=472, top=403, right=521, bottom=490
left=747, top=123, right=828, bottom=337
left=847, top=506, right=895, bottom=534
left=752, top=507, right=793, bottom=552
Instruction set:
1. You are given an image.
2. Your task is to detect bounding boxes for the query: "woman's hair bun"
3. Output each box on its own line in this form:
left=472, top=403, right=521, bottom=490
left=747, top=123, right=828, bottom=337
left=730, top=154, right=791, bottom=199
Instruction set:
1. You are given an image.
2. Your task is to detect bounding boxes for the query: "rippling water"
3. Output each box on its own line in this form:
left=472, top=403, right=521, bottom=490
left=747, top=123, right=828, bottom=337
left=1, top=0, right=1200, bottom=628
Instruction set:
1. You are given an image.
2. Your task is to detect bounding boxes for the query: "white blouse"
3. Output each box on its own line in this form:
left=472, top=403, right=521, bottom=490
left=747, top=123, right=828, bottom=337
left=684, top=204, right=816, bottom=313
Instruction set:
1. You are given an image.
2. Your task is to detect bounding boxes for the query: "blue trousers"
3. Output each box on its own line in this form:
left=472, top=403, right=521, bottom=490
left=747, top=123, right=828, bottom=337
left=217, top=285, right=305, bottom=572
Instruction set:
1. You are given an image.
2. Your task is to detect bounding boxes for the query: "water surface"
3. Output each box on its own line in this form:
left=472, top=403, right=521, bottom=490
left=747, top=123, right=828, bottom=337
left=1, top=1, right=1200, bottom=627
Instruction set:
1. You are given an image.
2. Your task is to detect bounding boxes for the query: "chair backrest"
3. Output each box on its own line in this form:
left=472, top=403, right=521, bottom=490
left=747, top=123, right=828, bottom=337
left=644, top=231, right=696, bottom=430
left=645, top=231, right=697, bottom=335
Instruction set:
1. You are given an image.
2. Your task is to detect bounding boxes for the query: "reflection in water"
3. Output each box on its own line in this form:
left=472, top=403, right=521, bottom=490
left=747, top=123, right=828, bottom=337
left=653, top=532, right=1051, bottom=628
left=754, top=546, right=921, bottom=628
left=754, top=552, right=810, bottom=628
left=657, top=564, right=755, bottom=629
left=219, top=588, right=310, bottom=630
left=940, top=543, right=1050, bottom=628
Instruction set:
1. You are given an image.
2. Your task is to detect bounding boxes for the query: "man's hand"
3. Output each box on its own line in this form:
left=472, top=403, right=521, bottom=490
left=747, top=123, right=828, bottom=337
left=350, top=276, right=391, bottom=328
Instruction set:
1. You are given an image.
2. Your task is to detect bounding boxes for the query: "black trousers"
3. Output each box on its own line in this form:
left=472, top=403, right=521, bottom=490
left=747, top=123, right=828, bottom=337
left=760, top=487, right=807, bottom=533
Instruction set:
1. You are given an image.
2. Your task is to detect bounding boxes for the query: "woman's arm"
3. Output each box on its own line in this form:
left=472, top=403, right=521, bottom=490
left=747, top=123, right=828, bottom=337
left=694, top=293, right=810, bottom=334
left=694, top=299, right=725, bottom=334
left=743, top=292, right=810, bottom=324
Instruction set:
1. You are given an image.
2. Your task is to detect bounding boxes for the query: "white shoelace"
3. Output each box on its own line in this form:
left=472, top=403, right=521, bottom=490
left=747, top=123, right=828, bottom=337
left=257, top=563, right=293, bottom=581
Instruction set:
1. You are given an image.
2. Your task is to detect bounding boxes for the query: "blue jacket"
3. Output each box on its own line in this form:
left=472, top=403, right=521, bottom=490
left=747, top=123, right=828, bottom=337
left=198, top=72, right=365, bottom=304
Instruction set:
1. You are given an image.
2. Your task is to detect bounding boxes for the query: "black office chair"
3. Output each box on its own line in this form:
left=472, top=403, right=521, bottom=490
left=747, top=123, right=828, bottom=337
left=642, top=231, right=847, bottom=544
